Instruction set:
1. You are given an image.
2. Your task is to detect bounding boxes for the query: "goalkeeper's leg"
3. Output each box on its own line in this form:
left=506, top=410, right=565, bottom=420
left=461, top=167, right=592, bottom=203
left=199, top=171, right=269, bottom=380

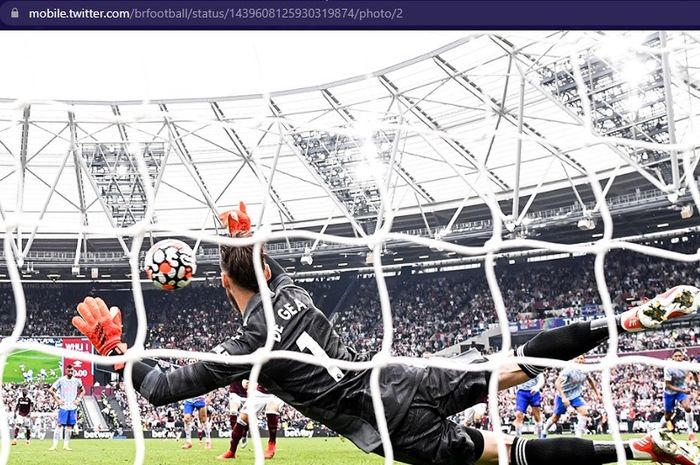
left=498, top=285, right=700, bottom=388
left=389, top=418, right=697, bottom=465
left=476, top=429, right=699, bottom=465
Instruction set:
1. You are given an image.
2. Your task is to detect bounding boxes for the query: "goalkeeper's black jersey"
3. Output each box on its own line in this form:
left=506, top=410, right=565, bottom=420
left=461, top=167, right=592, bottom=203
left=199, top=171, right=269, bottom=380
left=134, top=273, right=423, bottom=452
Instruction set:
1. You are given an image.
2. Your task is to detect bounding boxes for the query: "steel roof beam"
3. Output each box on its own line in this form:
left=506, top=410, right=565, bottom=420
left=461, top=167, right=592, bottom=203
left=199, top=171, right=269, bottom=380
left=491, top=35, right=669, bottom=194
left=483, top=55, right=514, bottom=168
left=159, top=103, right=222, bottom=222
left=20, top=144, right=73, bottom=259
left=210, top=101, right=294, bottom=222
left=68, top=113, right=88, bottom=235
left=13, top=105, right=31, bottom=264
left=269, top=98, right=369, bottom=238
left=111, top=105, right=130, bottom=142
left=378, top=74, right=511, bottom=192
left=71, top=143, right=131, bottom=256
left=660, top=32, right=681, bottom=191
left=321, top=88, right=435, bottom=205
left=513, top=75, right=525, bottom=219
left=433, top=54, right=588, bottom=177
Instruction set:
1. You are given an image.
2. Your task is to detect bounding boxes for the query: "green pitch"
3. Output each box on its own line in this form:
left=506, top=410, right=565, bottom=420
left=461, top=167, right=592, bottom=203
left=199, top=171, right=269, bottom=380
left=3, top=349, right=61, bottom=384
left=6, top=435, right=679, bottom=465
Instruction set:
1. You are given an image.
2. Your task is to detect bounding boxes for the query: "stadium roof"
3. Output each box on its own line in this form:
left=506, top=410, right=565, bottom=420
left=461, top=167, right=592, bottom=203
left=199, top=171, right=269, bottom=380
left=1, top=31, right=700, bottom=274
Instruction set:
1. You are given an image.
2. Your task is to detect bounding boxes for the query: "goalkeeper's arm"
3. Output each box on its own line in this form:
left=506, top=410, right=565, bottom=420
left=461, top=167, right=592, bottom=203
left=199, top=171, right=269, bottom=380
left=133, top=331, right=260, bottom=406
left=72, top=296, right=261, bottom=406
left=132, top=359, right=246, bottom=407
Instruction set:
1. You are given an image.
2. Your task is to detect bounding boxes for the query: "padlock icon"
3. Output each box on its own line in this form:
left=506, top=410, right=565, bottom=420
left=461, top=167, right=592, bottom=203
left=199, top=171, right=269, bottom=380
left=10, top=8, right=19, bottom=18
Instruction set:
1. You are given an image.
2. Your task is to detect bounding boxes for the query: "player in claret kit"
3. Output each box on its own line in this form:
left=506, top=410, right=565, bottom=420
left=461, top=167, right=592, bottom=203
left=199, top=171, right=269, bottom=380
left=11, top=388, right=33, bottom=446
left=222, top=380, right=249, bottom=457
left=217, top=379, right=284, bottom=460
left=72, top=201, right=700, bottom=465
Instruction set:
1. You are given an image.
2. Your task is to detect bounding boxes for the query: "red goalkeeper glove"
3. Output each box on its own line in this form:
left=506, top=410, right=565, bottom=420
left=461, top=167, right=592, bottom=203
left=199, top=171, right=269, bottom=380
left=219, top=201, right=251, bottom=235
left=72, top=297, right=127, bottom=360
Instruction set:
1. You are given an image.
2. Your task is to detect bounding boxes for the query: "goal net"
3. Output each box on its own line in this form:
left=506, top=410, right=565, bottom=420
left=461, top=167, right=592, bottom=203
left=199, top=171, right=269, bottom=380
left=2, top=31, right=700, bottom=465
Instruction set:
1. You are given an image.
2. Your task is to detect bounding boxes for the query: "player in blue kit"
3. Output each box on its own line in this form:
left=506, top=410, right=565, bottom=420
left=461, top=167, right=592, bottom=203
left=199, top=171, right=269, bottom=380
left=182, top=394, right=211, bottom=449
left=513, top=373, right=545, bottom=437
left=542, top=355, right=600, bottom=438
left=48, top=365, right=84, bottom=451
left=663, top=349, right=699, bottom=442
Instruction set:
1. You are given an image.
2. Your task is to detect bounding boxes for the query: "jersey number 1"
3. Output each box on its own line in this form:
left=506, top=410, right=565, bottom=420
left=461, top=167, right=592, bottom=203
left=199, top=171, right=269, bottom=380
left=296, top=331, right=345, bottom=382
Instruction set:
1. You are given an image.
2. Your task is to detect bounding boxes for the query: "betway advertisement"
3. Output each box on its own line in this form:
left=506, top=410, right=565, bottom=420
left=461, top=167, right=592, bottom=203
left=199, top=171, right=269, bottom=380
left=61, top=337, right=94, bottom=389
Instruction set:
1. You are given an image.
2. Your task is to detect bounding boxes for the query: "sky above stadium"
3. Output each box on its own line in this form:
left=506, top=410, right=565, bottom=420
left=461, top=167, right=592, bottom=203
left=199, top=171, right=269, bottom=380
left=4, top=30, right=469, bottom=101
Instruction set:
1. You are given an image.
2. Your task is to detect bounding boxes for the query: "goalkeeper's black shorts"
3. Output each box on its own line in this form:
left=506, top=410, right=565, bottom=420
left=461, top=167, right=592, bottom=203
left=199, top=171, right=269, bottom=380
left=373, top=360, right=490, bottom=465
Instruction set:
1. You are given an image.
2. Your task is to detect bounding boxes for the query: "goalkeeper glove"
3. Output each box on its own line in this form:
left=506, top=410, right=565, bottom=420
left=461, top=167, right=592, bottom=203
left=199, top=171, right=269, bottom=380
left=72, top=297, right=127, bottom=366
left=219, top=201, right=251, bottom=235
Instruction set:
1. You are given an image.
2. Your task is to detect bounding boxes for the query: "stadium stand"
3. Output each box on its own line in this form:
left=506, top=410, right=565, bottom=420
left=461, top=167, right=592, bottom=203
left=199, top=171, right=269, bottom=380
left=3, top=238, right=700, bottom=436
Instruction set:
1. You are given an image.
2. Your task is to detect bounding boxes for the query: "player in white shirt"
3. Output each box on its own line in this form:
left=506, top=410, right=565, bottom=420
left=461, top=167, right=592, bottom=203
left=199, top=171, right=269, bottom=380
left=48, top=365, right=84, bottom=451
left=513, top=373, right=545, bottom=437
left=662, top=349, right=699, bottom=441
left=542, top=355, right=601, bottom=438
left=181, top=394, right=210, bottom=449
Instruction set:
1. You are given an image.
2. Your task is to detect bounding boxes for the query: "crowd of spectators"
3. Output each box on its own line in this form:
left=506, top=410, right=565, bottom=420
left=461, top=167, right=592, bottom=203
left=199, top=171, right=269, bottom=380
left=2, top=237, right=700, bottom=436
left=334, top=241, right=700, bottom=358
left=98, top=391, right=121, bottom=431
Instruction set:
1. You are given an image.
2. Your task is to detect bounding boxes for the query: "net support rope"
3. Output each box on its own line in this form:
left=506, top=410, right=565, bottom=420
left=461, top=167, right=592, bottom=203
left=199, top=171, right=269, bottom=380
left=2, top=34, right=700, bottom=465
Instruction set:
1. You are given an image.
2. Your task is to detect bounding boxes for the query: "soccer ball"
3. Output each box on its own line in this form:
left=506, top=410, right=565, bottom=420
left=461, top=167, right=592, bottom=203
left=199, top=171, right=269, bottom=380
left=144, top=239, right=197, bottom=290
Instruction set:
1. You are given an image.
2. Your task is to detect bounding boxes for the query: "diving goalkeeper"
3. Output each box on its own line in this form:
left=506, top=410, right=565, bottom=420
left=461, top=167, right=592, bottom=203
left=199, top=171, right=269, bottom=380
left=72, top=202, right=700, bottom=465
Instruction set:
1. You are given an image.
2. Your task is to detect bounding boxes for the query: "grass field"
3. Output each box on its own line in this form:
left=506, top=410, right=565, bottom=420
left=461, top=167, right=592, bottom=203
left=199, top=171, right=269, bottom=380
left=6, top=435, right=684, bottom=465
left=3, top=349, right=61, bottom=384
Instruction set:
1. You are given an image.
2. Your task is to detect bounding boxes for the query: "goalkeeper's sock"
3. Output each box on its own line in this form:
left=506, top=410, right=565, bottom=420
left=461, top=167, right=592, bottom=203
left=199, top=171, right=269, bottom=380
left=511, top=437, right=634, bottom=465
left=266, top=413, right=279, bottom=444
left=517, top=321, right=611, bottom=377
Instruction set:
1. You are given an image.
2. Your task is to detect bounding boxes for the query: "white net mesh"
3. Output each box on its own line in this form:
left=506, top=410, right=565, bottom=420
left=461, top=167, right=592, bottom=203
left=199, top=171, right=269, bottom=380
left=2, top=31, right=700, bottom=465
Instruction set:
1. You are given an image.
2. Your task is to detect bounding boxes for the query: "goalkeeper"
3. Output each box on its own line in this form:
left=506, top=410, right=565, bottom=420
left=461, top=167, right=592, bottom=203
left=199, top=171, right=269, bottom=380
left=73, top=202, right=700, bottom=465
